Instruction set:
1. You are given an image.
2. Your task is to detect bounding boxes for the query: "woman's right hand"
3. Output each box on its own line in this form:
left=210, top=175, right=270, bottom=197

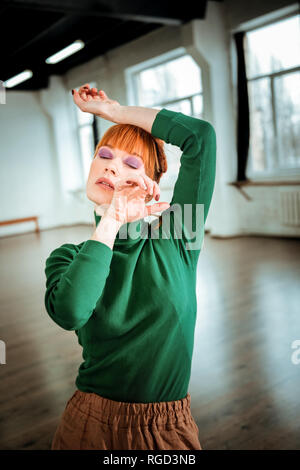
left=96, top=174, right=170, bottom=226
left=72, top=83, right=121, bottom=122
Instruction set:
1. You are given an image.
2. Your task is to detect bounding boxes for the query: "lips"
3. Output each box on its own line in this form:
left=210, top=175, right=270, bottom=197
left=95, top=177, right=115, bottom=190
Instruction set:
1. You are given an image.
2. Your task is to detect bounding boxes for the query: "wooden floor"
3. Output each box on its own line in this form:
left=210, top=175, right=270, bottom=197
left=0, top=225, right=299, bottom=450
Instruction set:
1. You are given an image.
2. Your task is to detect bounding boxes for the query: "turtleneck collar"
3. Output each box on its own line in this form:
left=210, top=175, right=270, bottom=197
left=93, top=210, right=148, bottom=246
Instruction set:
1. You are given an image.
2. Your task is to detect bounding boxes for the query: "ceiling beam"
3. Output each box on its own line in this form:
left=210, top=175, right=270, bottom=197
left=9, top=15, right=73, bottom=58
left=1, top=0, right=206, bottom=25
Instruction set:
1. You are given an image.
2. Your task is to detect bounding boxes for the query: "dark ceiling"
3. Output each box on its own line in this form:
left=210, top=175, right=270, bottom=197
left=1, top=0, right=223, bottom=91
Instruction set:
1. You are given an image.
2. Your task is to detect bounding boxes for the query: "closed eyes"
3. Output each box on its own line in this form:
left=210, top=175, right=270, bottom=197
left=97, top=147, right=142, bottom=169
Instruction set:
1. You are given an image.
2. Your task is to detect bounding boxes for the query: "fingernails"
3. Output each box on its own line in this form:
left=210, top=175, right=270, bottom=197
left=71, top=89, right=74, bottom=95
left=155, top=195, right=159, bottom=201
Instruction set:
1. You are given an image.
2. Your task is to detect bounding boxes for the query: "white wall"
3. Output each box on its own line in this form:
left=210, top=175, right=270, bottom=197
left=0, top=76, right=90, bottom=238
left=0, top=91, right=57, bottom=236
left=38, top=75, right=88, bottom=226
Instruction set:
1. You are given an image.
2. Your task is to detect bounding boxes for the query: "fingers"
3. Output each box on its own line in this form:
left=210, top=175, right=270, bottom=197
left=78, top=84, right=96, bottom=101
left=141, top=175, right=153, bottom=197
left=113, top=175, right=160, bottom=203
left=88, top=87, right=100, bottom=100
left=146, top=202, right=170, bottom=216
left=78, top=84, right=110, bottom=98
left=141, top=175, right=160, bottom=201
left=72, top=88, right=85, bottom=105
left=81, top=84, right=90, bottom=93
left=75, top=84, right=110, bottom=105
left=126, top=185, right=143, bottom=201
left=99, top=90, right=108, bottom=99
left=136, top=175, right=148, bottom=191
left=116, top=175, right=148, bottom=192
left=126, top=175, right=160, bottom=202
left=78, top=84, right=89, bottom=101
left=152, top=181, right=160, bottom=201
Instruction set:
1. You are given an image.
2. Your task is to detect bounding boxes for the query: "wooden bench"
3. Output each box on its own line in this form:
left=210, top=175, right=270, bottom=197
left=0, top=216, right=40, bottom=234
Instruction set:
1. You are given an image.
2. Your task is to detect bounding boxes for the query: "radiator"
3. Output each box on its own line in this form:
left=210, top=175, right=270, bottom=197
left=279, top=191, right=300, bottom=226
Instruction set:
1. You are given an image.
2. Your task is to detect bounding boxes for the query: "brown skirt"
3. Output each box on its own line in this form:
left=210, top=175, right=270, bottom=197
left=51, top=389, right=202, bottom=450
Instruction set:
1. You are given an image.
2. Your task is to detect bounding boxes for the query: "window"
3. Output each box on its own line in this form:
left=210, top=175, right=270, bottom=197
left=134, top=54, right=203, bottom=117
left=75, top=81, right=99, bottom=182
left=129, top=53, right=203, bottom=190
left=244, top=14, right=300, bottom=178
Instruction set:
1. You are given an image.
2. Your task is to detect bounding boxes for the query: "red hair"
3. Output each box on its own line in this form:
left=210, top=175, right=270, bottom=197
left=93, top=123, right=168, bottom=228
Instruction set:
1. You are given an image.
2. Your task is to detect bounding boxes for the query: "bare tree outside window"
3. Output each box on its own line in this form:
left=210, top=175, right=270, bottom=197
left=244, top=14, right=300, bottom=177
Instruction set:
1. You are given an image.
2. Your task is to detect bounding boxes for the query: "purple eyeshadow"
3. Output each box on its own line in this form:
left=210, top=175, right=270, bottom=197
left=125, top=156, right=141, bottom=169
left=98, top=148, right=112, bottom=158
left=98, top=147, right=142, bottom=169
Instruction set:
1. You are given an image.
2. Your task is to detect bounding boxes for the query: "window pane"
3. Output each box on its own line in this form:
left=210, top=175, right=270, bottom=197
left=76, top=107, right=94, bottom=126
left=275, top=71, right=300, bottom=168
left=165, top=99, right=192, bottom=115
left=192, top=94, right=203, bottom=117
left=159, top=143, right=182, bottom=190
left=248, top=78, right=276, bottom=172
left=245, top=15, right=300, bottom=78
left=136, top=55, right=202, bottom=106
left=79, top=126, right=94, bottom=181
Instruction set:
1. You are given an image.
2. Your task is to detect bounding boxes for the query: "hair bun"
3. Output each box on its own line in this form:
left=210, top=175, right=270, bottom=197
left=154, top=138, right=168, bottom=175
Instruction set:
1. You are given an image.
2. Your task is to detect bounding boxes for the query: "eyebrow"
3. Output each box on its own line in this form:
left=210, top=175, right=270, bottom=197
left=103, top=144, right=143, bottom=162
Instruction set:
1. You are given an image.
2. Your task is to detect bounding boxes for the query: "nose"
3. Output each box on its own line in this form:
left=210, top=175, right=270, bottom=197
left=104, top=164, right=118, bottom=177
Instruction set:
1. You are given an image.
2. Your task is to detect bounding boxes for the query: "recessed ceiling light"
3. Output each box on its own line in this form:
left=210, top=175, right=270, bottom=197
left=45, top=39, right=85, bottom=64
left=4, top=70, right=33, bottom=88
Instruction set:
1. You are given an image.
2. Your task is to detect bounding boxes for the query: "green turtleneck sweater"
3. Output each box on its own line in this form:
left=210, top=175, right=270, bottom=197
left=44, top=108, right=216, bottom=403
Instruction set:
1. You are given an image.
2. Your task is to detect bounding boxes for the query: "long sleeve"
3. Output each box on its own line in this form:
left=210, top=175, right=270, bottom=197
left=44, top=239, right=113, bottom=331
left=150, top=108, right=216, bottom=267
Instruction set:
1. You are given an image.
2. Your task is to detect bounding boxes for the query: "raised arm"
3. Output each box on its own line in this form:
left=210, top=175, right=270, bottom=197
left=151, top=109, right=216, bottom=262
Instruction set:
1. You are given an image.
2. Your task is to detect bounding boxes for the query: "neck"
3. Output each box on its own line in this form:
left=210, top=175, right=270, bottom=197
left=93, top=206, right=146, bottom=245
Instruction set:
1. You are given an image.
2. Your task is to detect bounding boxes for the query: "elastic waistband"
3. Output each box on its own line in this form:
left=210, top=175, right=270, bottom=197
left=70, top=390, right=192, bottom=427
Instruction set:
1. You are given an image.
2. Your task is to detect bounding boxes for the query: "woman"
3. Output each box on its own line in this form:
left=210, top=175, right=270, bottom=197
left=44, top=83, right=216, bottom=450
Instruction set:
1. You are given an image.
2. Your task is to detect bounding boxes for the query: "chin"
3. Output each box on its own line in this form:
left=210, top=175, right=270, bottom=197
left=86, top=185, right=112, bottom=207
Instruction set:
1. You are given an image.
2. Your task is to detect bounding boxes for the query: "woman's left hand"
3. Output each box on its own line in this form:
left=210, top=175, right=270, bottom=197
left=72, top=83, right=121, bottom=122
left=96, top=174, right=170, bottom=225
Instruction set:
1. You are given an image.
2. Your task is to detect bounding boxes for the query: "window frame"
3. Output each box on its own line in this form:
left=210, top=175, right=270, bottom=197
left=130, top=53, right=203, bottom=114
